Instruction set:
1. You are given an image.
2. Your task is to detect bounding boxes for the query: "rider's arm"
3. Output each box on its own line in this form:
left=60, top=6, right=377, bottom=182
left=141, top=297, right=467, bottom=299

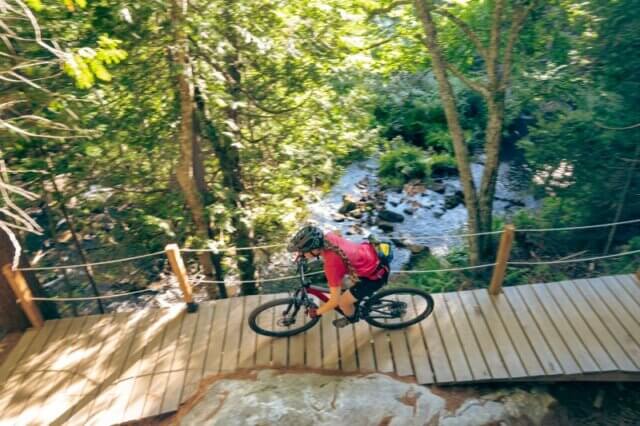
left=316, top=286, right=340, bottom=316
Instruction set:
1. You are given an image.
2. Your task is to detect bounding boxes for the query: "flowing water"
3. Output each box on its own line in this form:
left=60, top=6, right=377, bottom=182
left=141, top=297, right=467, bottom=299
left=308, top=155, right=537, bottom=271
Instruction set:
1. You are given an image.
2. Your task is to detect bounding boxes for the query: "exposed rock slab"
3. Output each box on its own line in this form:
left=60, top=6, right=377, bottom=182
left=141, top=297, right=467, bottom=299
left=172, top=370, right=556, bottom=426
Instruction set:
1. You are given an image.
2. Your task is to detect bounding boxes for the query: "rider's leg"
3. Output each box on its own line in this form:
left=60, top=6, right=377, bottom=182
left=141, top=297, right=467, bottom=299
left=338, top=290, right=358, bottom=317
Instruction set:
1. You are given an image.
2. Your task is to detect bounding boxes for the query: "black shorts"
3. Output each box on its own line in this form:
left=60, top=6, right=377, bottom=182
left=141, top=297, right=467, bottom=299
left=350, top=267, right=389, bottom=300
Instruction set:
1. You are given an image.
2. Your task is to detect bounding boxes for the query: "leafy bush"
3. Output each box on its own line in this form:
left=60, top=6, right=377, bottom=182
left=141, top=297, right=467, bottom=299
left=379, top=144, right=431, bottom=187
left=427, top=153, right=458, bottom=177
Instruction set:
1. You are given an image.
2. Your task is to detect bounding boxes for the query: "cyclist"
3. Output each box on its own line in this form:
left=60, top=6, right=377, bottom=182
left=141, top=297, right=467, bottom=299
left=287, top=225, right=390, bottom=327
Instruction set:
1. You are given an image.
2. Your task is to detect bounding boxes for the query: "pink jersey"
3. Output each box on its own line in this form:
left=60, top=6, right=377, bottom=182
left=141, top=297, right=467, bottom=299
left=322, top=232, right=380, bottom=288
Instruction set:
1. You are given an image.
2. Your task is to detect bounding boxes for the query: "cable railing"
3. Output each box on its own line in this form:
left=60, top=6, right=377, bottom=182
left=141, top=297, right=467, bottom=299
left=3, top=217, right=638, bottom=327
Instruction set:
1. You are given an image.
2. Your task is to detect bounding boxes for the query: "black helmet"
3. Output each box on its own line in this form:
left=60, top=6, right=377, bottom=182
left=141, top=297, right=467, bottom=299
left=287, top=225, right=324, bottom=252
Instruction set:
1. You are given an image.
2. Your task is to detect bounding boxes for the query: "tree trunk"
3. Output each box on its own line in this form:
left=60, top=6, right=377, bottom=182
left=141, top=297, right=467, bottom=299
left=170, top=0, right=226, bottom=299
left=193, top=82, right=257, bottom=295
left=414, top=0, right=481, bottom=265
left=478, top=96, right=505, bottom=258
left=0, top=228, right=58, bottom=333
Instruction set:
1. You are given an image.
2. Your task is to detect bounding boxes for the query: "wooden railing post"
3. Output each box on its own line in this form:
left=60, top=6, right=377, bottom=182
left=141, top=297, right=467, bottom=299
left=489, top=224, right=516, bottom=295
left=165, top=244, right=198, bottom=313
left=2, top=264, right=44, bottom=328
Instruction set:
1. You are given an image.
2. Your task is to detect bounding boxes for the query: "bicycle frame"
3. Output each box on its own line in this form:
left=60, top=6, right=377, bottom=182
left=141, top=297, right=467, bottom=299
left=292, top=256, right=362, bottom=320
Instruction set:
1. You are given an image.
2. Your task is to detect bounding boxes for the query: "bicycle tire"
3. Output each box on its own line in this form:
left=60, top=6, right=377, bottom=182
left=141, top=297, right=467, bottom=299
left=364, top=287, right=434, bottom=329
left=248, top=297, right=320, bottom=338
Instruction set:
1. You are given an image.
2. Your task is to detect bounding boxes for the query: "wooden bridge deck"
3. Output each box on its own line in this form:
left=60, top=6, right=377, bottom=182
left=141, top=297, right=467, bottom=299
left=1, top=274, right=639, bottom=425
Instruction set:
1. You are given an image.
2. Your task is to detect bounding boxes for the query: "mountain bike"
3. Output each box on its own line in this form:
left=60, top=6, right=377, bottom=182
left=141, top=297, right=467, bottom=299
left=248, top=257, right=435, bottom=337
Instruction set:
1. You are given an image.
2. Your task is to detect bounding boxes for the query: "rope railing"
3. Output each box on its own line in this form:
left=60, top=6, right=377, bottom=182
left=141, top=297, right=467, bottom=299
left=508, top=249, right=640, bottom=266
left=515, top=217, right=640, bottom=233
left=29, top=288, right=156, bottom=302
left=5, top=216, right=639, bottom=327
left=11, top=217, right=638, bottom=272
left=16, top=250, right=166, bottom=271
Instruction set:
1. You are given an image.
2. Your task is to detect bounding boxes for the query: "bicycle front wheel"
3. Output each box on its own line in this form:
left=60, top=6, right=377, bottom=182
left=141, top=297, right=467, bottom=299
left=364, top=287, right=434, bottom=329
left=248, top=297, right=319, bottom=338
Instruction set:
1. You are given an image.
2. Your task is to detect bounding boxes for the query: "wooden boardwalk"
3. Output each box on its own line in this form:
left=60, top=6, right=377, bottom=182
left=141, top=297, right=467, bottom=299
left=1, top=274, right=639, bottom=425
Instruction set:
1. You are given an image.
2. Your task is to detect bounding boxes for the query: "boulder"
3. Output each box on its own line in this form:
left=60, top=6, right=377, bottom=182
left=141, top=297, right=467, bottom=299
left=377, top=221, right=395, bottom=233
left=444, top=190, right=464, bottom=209
left=434, top=208, right=446, bottom=218
left=403, top=208, right=415, bottom=216
left=378, top=209, right=404, bottom=223
left=173, top=371, right=558, bottom=426
left=338, top=195, right=357, bottom=214
left=431, top=181, right=446, bottom=194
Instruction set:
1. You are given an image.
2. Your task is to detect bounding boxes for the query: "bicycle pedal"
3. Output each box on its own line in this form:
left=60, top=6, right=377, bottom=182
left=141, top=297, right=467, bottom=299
left=332, top=317, right=354, bottom=328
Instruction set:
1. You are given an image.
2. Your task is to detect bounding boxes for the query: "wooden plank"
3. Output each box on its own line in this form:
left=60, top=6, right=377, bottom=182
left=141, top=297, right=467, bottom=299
left=472, top=290, right=527, bottom=378
left=39, top=315, right=109, bottom=425
left=4, top=318, right=73, bottom=424
left=444, top=292, right=490, bottom=380
left=98, top=309, right=162, bottom=424
left=489, top=291, right=544, bottom=377
left=121, top=309, right=173, bottom=423
left=161, top=309, right=198, bottom=414
left=321, top=310, right=339, bottom=370
left=239, top=295, right=260, bottom=368
left=181, top=302, right=215, bottom=403
left=417, top=294, right=454, bottom=383
left=337, top=322, right=357, bottom=372
left=584, top=279, right=640, bottom=346
left=385, top=295, right=413, bottom=377
left=458, top=291, right=508, bottom=379
left=203, top=298, right=231, bottom=375
left=17, top=316, right=87, bottom=426
left=255, top=294, right=275, bottom=367
left=502, top=287, right=563, bottom=376
left=79, top=310, right=145, bottom=426
left=432, top=293, right=472, bottom=382
left=565, top=280, right=637, bottom=372
left=65, top=311, right=133, bottom=425
left=142, top=307, right=185, bottom=417
left=287, top=306, right=306, bottom=369
left=304, top=305, right=322, bottom=369
left=545, top=282, right=617, bottom=372
left=221, top=297, right=245, bottom=372
left=516, top=286, right=581, bottom=375
left=583, top=278, right=640, bottom=366
left=403, top=294, right=433, bottom=384
left=610, top=275, right=640, bottom=323
left=615, top=274, right=640, bottom=306
left=11, top=319, right=59, bottom=377
left=531, top=283, right=599, bottom=373
left=271, top=294, right=289, bottom=368
left=352, top=318, right=375, bottom=373
left=371, top=321, right=393, bottom=373
left=0, top=328, right=37, bottom=382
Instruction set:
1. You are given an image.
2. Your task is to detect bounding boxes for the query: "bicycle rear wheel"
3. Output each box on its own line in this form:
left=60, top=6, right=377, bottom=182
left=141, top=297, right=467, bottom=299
left=364, top=287, right=434, bottom=329
left=248, top=297, right=319, bottom=338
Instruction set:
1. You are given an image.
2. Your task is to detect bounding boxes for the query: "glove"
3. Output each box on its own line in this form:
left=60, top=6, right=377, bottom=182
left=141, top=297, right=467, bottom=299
left=307, top=307, right=320, bottom=319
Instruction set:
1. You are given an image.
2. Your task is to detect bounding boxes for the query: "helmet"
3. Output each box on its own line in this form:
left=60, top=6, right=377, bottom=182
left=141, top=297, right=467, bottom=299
left=287, top=225, right=324, bottom=252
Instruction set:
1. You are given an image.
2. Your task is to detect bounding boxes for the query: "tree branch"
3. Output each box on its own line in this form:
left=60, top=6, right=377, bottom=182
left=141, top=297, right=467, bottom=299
left=445, top=61, right=489, bottom=98
left=501, top=0, right=538, bottom=91
left=434, top=8, right=488, bottom=61
left=486, top=0, right=504, bottom=90
left=366, top=0, right=412, bottom=20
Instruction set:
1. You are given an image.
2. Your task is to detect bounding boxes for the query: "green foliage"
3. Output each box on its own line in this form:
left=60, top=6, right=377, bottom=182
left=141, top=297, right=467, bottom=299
left=379, top=143, right=431, bottom=187
left=427, top=153, right=457, bottom=177
left=63, top=36, right=127, bottom=88
left=371, top=71, right=485, bottom=151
